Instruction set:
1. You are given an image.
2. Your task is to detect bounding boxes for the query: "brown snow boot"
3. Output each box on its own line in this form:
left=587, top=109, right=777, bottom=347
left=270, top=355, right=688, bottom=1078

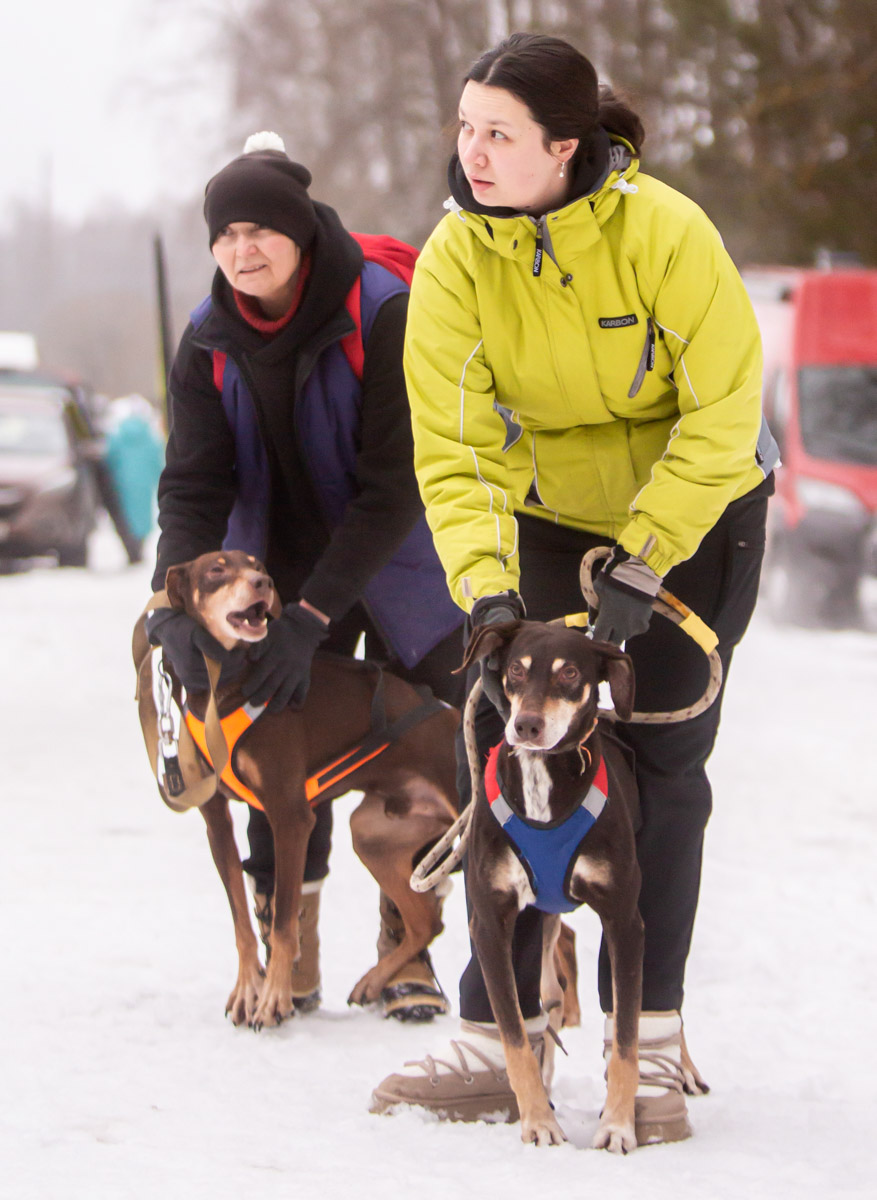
left=251, top=880, right=322, bottom=1013
left=377, top=889, right=450, bottom=1022
left=603, top=1010, right=708, bottom=1146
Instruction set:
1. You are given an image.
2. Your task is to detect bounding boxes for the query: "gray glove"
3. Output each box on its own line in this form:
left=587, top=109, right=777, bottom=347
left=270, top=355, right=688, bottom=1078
left=592, top=548, right=662, bottom=646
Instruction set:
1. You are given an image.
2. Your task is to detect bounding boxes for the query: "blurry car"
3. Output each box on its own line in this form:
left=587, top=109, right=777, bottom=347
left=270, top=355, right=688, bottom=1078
left=0, top=378, right=99, bottom=566
left=744, top=267, right=877, bottom=626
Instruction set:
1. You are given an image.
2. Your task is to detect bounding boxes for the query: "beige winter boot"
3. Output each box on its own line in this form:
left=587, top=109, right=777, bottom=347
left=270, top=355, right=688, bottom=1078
left=377, top=888, right=450, bottom=1021
left=250, top=879, right=323, bottom=1013
left=370, top=1016, right=548, bottom=1123
left=603, top=1010, right=708, bottom=1146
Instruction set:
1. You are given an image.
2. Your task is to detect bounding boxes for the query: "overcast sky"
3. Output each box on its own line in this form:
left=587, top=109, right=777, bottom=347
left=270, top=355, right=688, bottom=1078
left=2, top=0, right=227, bottom=224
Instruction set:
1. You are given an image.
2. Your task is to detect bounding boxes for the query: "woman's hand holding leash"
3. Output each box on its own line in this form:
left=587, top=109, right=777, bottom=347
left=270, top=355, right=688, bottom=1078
left=592, top=547, right=663, bottom=646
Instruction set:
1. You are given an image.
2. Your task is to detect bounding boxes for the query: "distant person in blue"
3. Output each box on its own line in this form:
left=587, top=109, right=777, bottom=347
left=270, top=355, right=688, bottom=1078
left=103, top=395, right=164, bottom=565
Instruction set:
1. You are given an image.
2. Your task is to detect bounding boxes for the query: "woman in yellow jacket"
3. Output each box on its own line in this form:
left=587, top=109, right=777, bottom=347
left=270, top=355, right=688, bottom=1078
left=371, top=33, right=778, bottom=1143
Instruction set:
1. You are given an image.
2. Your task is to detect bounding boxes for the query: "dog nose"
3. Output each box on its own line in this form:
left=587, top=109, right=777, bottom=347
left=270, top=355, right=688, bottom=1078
left=514, top=711, right=545, bottom=742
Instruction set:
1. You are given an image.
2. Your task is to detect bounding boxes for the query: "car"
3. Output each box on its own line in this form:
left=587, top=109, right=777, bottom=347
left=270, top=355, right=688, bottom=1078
left=0, top=376, right=100, bottom=567
left=744, top=267, right=877, bottom=626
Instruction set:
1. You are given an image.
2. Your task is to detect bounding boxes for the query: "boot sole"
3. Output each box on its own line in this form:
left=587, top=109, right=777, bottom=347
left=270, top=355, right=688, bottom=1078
left=370, top=1088, right=519, bottom=1124
left=635, top=1113, right=692, bottom=1145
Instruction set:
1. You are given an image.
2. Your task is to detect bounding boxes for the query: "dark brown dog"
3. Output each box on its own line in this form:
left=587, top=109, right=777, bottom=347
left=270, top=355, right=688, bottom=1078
left=461, top=619, right=643, bottom=1151
left=153, top=550, right=460, bottom=1030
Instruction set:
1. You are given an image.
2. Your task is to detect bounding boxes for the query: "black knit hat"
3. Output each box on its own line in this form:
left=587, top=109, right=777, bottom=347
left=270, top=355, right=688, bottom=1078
left=203, top=132, right=317, bottom=249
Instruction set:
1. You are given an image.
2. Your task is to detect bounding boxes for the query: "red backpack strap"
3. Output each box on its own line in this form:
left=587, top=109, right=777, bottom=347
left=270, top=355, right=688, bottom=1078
left=340, top=233, right=419, bottom=380
left=341, top=279, right=365, bottom=380
left=212, top=350, right=227, bottom=391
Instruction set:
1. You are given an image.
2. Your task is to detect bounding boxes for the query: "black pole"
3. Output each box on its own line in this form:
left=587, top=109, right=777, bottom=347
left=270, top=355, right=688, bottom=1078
left=153, top=232, right=173, bottom=429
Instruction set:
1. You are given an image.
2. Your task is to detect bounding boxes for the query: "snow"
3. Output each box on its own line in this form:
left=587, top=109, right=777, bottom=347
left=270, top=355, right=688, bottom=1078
left=2, top=521, right=875, bottom=1200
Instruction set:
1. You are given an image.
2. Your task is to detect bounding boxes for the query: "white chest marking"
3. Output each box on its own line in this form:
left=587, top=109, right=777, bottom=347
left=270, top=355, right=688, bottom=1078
left=517, top=753, right=553, bottom=822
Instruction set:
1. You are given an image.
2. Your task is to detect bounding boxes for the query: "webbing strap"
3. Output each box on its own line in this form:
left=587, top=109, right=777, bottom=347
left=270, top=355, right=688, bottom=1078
left=304, top=689, right=446, bottom=805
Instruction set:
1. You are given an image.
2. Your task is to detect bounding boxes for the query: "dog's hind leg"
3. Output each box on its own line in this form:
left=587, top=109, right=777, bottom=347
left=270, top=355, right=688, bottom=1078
left=348, top=783, right=452, bottom=1007
left=539, top=914, right=564, bottom=1088
left=554, top=921, right=581, bottom=1028
left=200, top=794, right=264, bottom=1026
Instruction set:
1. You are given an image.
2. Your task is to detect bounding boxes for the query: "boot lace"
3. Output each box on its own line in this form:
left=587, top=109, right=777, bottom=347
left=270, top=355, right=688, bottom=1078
left=404, top=1037, right=507, bottom=1087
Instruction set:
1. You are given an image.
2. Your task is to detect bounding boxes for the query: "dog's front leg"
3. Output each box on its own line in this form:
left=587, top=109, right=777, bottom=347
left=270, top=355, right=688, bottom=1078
left=250, top=807, right=315, bottom=1030
left=592, top=900, right=644, bottom=1154
left=200, top=794, right=264, bottom=1025
left=469, top=891, right=566, bottom=1147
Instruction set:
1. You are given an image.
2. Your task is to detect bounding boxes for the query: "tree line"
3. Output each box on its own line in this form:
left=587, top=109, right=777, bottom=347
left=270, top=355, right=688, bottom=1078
left=1, top=0, right=873, bottom=400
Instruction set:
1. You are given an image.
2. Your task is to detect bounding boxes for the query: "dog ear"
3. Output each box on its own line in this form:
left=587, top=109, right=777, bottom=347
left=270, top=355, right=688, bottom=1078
left=164, top=563, right=190, bottom=611
left=456, top=619, right=522, bottom=674
left=269, top=591, right=282, bottom=619
left=593, top=640, right=636, bottom=721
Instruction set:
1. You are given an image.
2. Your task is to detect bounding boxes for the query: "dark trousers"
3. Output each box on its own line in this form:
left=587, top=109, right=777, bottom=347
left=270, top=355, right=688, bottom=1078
left=459, top=476, right=773, bottom=1022
left=242, top=603, right=466, bottom=896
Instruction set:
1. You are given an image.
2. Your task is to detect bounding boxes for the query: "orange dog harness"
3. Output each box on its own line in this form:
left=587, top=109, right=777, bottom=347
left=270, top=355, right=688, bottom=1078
left=184, top=681, right=446, bottom=811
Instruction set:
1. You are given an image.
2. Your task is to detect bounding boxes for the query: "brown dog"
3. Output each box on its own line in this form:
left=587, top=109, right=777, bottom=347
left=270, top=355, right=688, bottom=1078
left=461, top=619, right=643, bottom=1151
left=146, top=550, right=460, bottom=1030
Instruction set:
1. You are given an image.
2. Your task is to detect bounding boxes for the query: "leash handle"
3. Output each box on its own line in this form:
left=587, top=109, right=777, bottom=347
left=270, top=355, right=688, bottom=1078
left=133, top=594, right=229, bottom=811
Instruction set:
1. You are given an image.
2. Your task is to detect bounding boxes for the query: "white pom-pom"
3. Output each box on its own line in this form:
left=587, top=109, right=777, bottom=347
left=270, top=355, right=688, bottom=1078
left=243, top=131, right=286, bottom=154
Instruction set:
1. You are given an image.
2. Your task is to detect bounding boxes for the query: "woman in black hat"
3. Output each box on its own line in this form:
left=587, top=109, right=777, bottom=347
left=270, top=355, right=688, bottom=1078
left=146, top=133, right=465, bottom=1021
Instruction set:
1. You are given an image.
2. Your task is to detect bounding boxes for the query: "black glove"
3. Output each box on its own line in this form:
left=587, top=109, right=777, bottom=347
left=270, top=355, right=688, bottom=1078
left=241, top=603, right=330, bottom=713
left=592, top=547, right=662, bottom=646
left=146, top=609, right=247, bottom=692
left=470, top=591, right=525, bottom=719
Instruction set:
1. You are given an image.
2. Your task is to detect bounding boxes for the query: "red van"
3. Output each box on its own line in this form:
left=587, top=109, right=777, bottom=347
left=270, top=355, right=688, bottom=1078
left=744, top=268, right=877, bottom=625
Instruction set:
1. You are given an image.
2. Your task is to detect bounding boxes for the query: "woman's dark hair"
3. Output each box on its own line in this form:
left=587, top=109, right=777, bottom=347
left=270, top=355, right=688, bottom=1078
left=465, top=32, right=644, bottom=159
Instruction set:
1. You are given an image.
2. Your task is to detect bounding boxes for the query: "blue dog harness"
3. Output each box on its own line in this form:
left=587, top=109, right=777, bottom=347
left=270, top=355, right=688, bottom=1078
left=484, top=742, right=609, bottom=914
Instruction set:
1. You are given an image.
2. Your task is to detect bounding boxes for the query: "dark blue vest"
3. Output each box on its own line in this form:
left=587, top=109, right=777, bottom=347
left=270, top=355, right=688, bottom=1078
left=190, top=261, right=462, bottom=667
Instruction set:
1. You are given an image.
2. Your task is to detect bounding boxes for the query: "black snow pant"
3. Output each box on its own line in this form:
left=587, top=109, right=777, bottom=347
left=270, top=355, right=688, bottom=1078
left=458, top=474, right=773, bottom=1022
left=242, top=602, right=466, bottom=896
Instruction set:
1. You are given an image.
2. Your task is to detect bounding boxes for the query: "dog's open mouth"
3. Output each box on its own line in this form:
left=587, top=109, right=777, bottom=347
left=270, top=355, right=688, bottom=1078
left=226, top=601, right=269, bottom=632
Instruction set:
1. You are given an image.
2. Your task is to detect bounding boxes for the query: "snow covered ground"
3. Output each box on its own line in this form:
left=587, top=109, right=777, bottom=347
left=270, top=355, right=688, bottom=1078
left=1, top=520, right=875, bottom=1200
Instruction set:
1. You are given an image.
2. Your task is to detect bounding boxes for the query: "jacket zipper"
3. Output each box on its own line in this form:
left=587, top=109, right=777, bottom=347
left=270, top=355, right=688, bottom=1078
left=627, top=317, right=655, bottom=398
left=532, top=216, right=544, bottom=277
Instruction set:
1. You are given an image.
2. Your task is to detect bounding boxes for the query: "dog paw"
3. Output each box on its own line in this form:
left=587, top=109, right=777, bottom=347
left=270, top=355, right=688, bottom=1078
left=591, top=1120, right=637, bottom=1154
left=521, top=1112, right=566, bottom=1147
left=250, top=992, right=295, bottom=1031
left=347, top=968, right=383, bottom=1007
left=226, top=968, right=264, bottom=1026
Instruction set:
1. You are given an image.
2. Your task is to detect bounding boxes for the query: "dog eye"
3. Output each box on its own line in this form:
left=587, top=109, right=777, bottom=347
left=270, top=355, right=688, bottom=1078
left=559, top=664, right=580, bottom=683
left=507, top=660, right=526, bottom=680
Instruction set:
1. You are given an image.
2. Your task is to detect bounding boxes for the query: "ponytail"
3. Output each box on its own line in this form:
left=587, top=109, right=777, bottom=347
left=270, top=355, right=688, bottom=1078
left=598, top=85, right=645, bottom=156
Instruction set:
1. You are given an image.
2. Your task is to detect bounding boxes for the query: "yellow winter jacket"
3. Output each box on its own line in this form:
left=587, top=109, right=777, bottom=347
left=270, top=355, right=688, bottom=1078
left=404, top=150, right=772, bottom=610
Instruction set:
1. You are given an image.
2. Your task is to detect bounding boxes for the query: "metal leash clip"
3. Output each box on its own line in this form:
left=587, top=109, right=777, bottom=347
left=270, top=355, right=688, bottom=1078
left=155, top=655, right=185, bottom=797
